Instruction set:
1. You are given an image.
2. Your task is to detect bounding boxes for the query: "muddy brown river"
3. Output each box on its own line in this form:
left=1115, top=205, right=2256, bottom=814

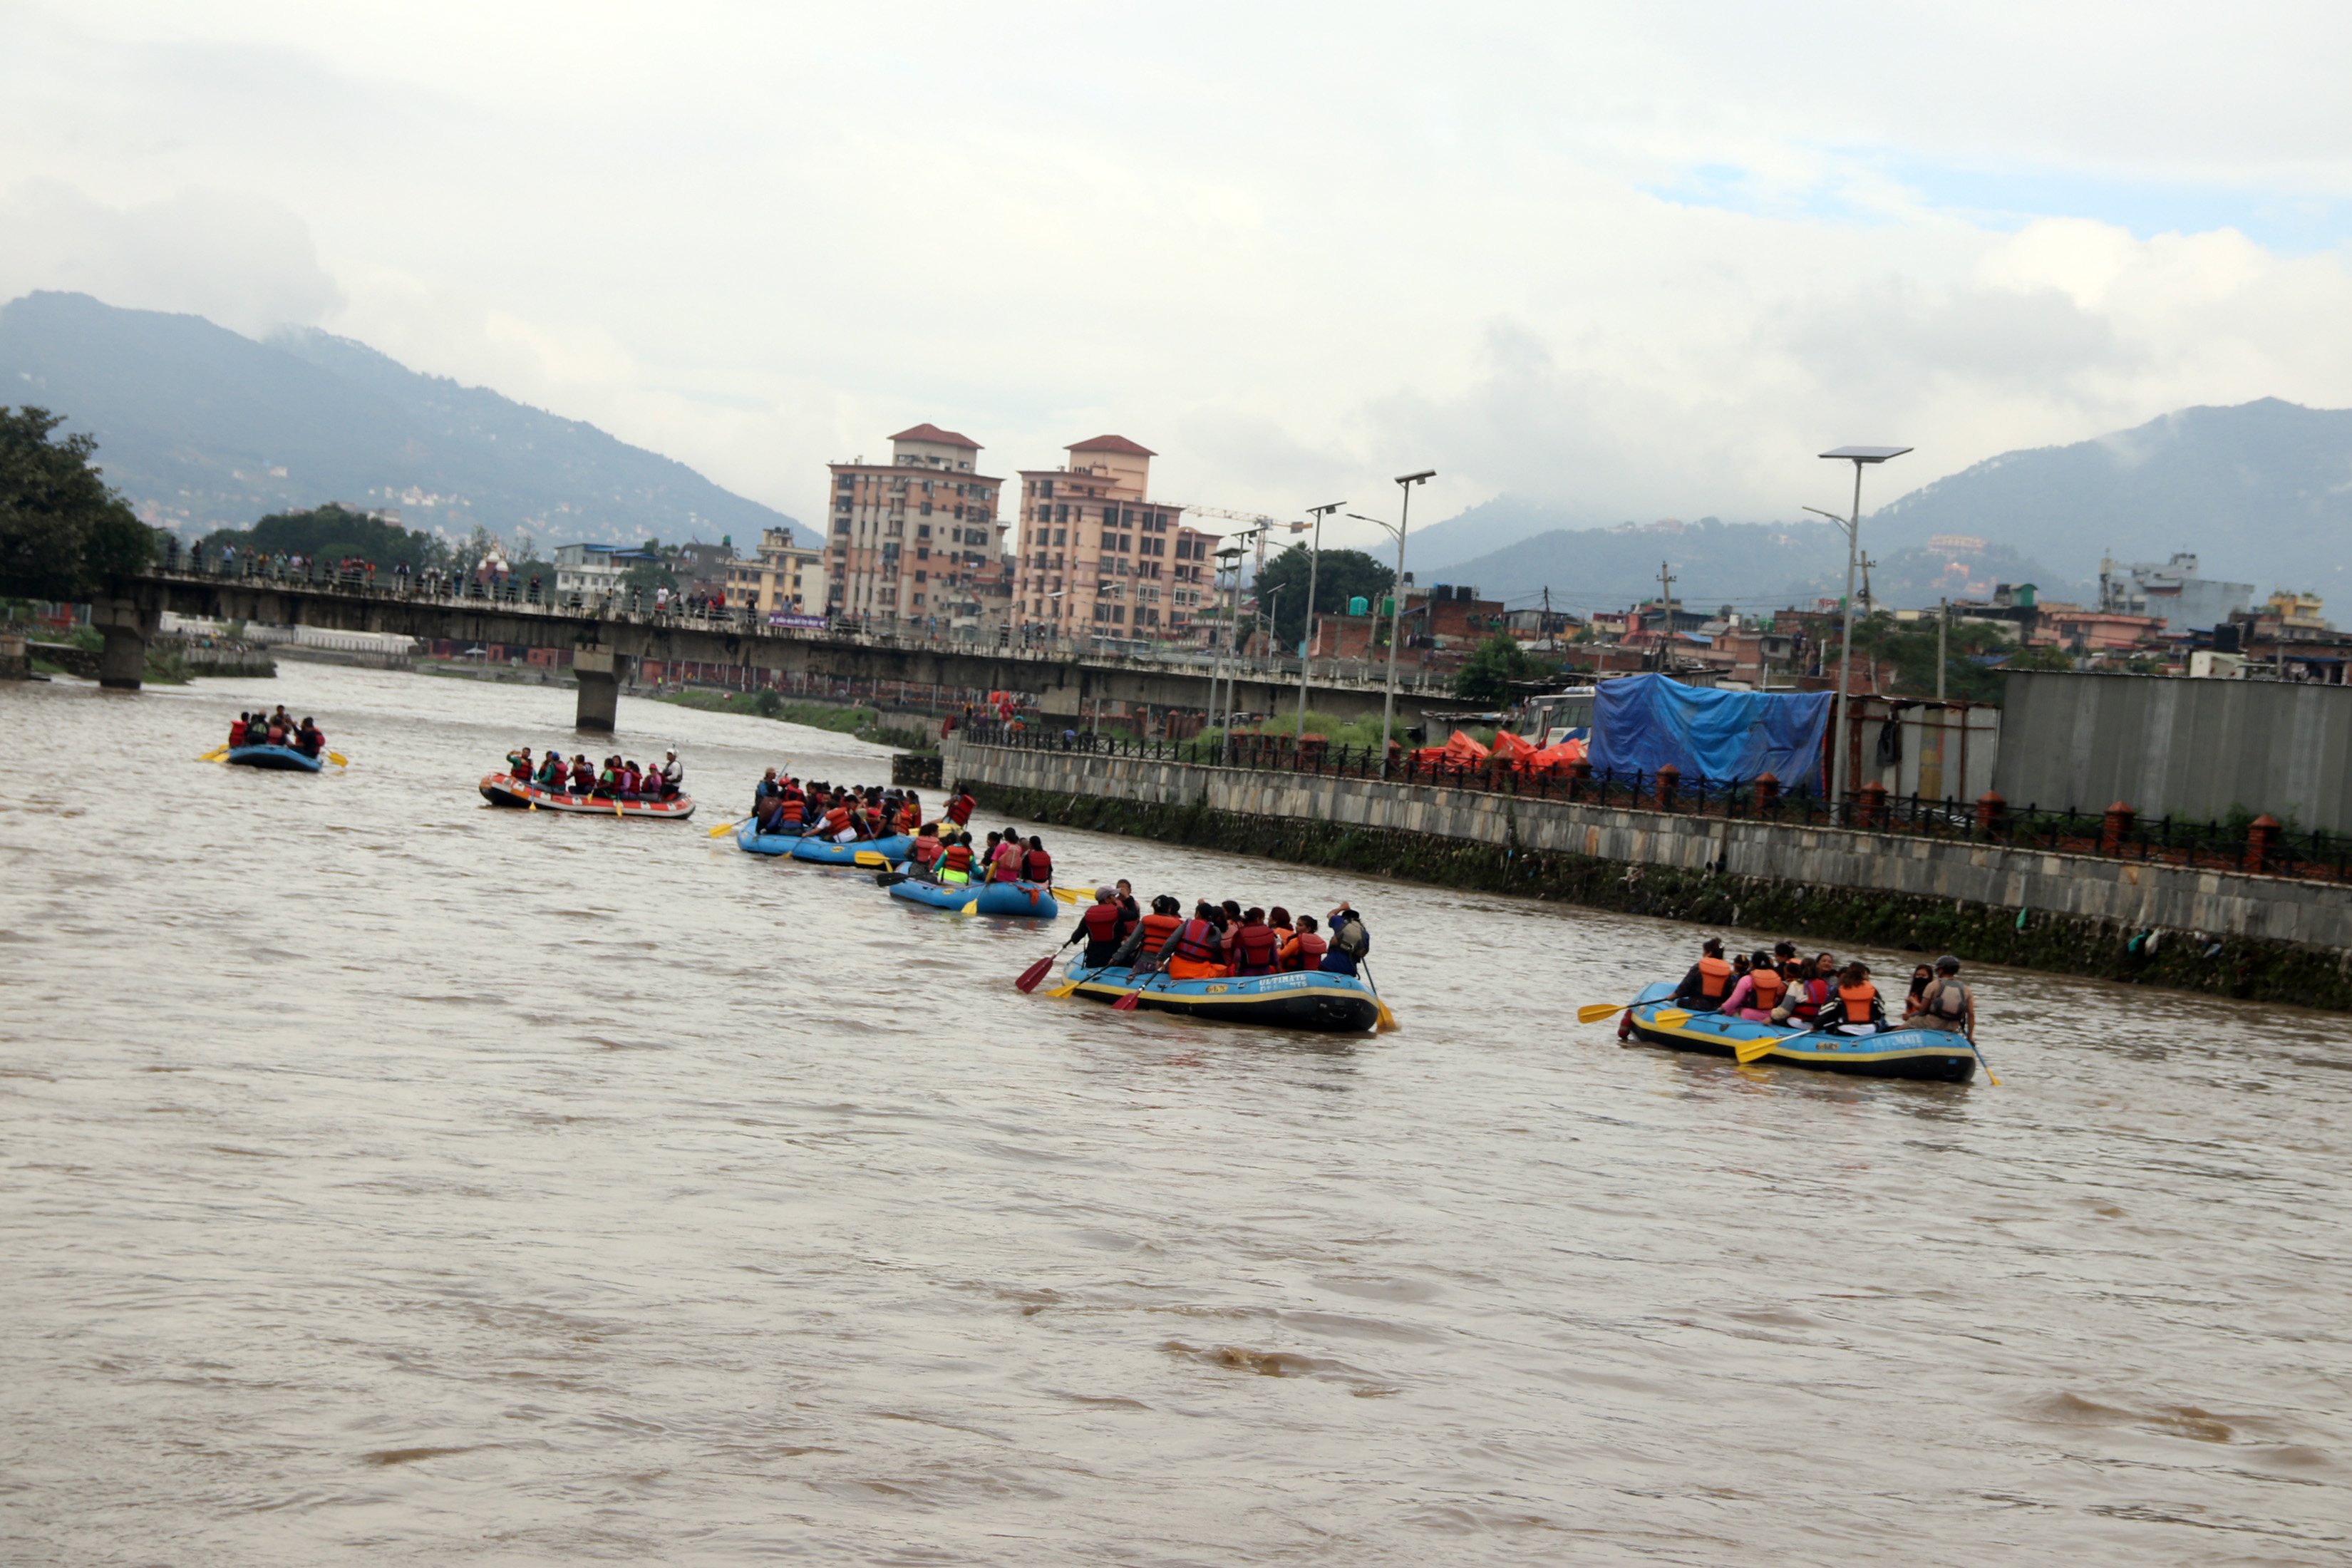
left=2, top=664, right=2346, bottom=1564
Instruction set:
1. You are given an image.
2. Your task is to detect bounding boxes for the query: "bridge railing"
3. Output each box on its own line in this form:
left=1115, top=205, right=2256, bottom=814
left=956, top=722, right=2352, bottom=883
left=138, top=557, right=1451, bottom=692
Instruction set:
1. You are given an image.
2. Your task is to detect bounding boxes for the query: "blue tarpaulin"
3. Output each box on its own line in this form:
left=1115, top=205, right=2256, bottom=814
left=1587, top=674, right=1832, bottom=789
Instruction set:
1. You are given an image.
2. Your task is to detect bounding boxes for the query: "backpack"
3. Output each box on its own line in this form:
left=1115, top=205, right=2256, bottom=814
left=1333, top=916, right=1370, bottom=958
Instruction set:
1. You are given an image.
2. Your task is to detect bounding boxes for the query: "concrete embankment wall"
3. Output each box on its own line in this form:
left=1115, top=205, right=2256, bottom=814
left=944, top=738, right=2352, bottom=1010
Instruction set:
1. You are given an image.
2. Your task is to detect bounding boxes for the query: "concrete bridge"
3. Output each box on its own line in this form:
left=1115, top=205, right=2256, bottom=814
left=91, top=568, right=1455, bottom=733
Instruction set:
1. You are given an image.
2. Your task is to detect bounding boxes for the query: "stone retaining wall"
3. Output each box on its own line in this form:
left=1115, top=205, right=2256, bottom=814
left=945, top=737, right=2352, bottom=1009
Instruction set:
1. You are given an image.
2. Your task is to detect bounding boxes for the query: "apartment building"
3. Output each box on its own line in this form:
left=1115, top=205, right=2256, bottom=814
left=825, top=425, right=1006, bottom=625
left=1011, top=435, right=1217, bottom=639
left=724, top=528, right=826, bottom=617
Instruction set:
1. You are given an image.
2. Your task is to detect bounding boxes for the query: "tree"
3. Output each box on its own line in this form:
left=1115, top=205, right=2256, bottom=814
left=1253, top=544, right=1395, bottom=649
left=0, top=407, right=155, bottom=600
left=1453, top=631, right=1552, bottom=706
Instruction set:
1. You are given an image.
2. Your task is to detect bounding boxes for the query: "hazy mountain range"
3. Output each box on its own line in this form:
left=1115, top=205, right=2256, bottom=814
left=1416, top=397, right=2352, bottom=610
left=0, top=292, right=798, bottom=550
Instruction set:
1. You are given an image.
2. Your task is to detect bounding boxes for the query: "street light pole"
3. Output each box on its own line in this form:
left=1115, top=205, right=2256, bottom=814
left=1298, top=501, right=1343, bottom=741
left=1380, top=470, right=1436, bottom=763
left=1815, top=445, right=1911, bottom=817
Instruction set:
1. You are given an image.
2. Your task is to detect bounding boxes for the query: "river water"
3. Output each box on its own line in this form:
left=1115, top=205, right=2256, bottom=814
left=3, top=663, right=2348, bottom=1566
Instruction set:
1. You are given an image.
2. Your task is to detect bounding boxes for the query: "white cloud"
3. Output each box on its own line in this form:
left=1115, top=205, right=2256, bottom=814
left=5, top=0, right=2352, bottom=547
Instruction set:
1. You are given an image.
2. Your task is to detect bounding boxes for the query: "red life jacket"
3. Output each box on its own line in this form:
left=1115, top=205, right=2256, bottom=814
left=1023, top=848, right=1052, bottom=882
left=1080, top=902, right=1123, bottom=944
left=1232, top=922, right=1279, bottom=974
left=1139, top=912, right=1182, bottom=956
left=1283, top=932, right=1327, bottom=971
left=1696, top=955, right=1732, bottom=999
left=942, top=843, right=973, bottom=873
left=1169, top=918, right=1220, bottom=964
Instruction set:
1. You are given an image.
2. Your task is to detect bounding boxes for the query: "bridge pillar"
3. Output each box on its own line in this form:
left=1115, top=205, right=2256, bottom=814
left=575, top=647, right=619, bottom=731
left=91, top=598, right=158, bottom=691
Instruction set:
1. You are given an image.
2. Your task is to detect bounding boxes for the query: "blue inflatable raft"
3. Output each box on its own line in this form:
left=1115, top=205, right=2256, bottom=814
left=790, top=832, right=912, bottom=865
left=884, top=874, right=1061, bottom=917
left=1057, top=959, right=1383, bottom=1033
left=227, top=744, right=324, bottom=773
left=1622, top=981, right=1977, bottom=1083
left=736, top=822, right=809, bottom=855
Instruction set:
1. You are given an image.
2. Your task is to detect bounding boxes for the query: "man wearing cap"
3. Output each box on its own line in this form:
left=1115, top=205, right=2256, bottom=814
left=1914, top=956, right=1976, bottom=1037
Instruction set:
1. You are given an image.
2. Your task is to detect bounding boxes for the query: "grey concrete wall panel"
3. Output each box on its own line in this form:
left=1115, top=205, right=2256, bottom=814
left=947, top=737, right=2352, bottom=951
left=1995, top=671, right=2352, bottom=831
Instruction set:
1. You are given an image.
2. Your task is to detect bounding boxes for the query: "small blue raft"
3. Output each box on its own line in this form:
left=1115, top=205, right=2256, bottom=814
left=790, top=832, right=912, bottom=865
left=1623, top=981, right=1977, bottom=1083
left=887, top=875, right=984, bottom=911
left=1058, top=959, right=1382, bottom=1033
left=226, top=744, right=324, bottom=773
left=884, top=874, right=1061, bottom=917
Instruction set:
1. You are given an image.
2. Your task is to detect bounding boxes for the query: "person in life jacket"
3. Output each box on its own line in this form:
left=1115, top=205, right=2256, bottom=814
left=1229, top=908, right=1281, bottom=976
left=1062, top=887, right=1126, bottom=968
left=1320, top=903, right=1371, bottom=976
left=1673, top=938, right=1734, bottom=1011
left=1820, top=961, right=1888, bottom=1033
left=1021, top=836, right=1053, bottom=885
left=946, top=788, right=976, bottom=827
left=909, top=823, right=944, bottom=873
left=938, top=833, right=975, bottom=884
left=1110, top=895, right=1185, bottom=969
left=1156, top=901, right=1231, bottom=981
left=229, top=713, right=249, bottom=748
left=1279, top=914, right=1328, bottom=973
left=1912, top=955, right=1976, bottom=1036
left=1723, top=950, right=1787, bottom=1022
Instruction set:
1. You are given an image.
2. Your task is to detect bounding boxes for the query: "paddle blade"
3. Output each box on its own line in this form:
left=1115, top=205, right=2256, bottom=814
left=1576, top=1003, right=1626, bottom=1025
left=1112, top=989, right=1142, bottom=1011
left=1014, top=953, right=1057, bottom=992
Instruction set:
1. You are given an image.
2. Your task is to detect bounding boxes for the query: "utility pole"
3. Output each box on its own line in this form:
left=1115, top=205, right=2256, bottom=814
left=1936, top=597, right=1949, bottom=703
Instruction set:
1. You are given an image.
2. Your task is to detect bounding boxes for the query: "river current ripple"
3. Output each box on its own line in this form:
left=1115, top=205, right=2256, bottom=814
left=2, top=664, right=2348, bottom=1564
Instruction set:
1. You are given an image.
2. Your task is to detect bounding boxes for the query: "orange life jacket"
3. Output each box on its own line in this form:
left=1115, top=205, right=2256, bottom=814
left=1750, top=969, right=1787, bottom=1009
left=1697, top=955, right=1732, bottom=998
left=1839, top=982, right=1878, bottom=1023
left=1139, top=912, right=1182, bottom=956
left=1232, top=922, right=1279, bottom=974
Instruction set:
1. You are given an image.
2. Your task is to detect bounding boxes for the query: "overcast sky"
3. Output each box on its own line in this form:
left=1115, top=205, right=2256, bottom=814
left=6, top=0, right=2352, bottom=551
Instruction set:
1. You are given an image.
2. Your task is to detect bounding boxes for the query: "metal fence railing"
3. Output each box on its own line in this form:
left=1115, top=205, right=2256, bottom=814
left=956, top=722, right=2352, bottom=884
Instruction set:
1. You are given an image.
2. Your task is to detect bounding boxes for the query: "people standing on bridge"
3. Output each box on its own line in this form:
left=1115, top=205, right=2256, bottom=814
left=1912, top=956, right=1976, bottom=1037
